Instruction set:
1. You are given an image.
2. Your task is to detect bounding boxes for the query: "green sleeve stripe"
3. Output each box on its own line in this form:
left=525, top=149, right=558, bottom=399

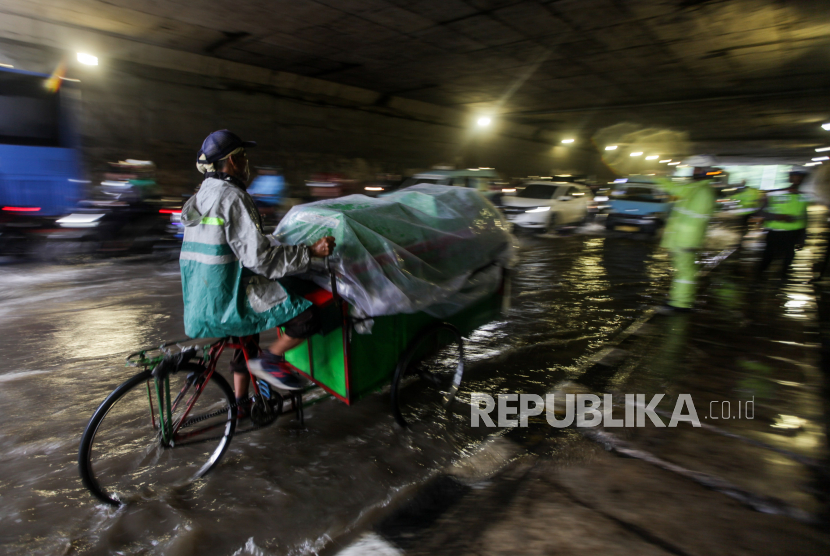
left=201, top=216, right=225, bottom=226
left=181, top=241, right=234, bottom=256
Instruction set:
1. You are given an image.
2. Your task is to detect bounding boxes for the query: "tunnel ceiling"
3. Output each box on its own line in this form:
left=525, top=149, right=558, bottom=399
left=5, top=0, right=830, bottom=161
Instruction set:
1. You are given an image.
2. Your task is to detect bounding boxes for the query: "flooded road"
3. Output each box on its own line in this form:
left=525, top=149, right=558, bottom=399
left=0, top=220, right=803, bottom=555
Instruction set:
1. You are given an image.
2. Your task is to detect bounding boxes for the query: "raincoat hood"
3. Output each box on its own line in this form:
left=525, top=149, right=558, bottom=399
left=180, top=195, right=202, bottom=227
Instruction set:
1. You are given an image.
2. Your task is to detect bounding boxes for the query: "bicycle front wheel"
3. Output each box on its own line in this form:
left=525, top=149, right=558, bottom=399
left=79, top=364, right=236, bottom=506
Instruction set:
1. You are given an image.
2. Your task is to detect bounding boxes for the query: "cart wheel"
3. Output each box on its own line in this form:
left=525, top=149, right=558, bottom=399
left=391, top=323, right=464, bottom=428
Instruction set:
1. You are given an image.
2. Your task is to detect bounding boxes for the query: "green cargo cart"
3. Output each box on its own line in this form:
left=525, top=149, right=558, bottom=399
left=280, top=263, right=507, bottom=426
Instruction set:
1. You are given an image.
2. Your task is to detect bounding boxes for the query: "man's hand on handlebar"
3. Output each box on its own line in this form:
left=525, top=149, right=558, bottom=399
left=310, top=236, right=336, bottom=258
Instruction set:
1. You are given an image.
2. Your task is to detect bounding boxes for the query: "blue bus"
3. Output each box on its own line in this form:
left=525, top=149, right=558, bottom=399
left=0, top=66, right=84, bottom=254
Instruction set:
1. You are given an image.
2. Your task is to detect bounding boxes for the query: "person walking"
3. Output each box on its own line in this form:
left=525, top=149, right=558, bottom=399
left=757, top=167, right=810, bottom=280
left=655, top=156, right=718, bottom=313
left=730, top=180, right=765, bottom=238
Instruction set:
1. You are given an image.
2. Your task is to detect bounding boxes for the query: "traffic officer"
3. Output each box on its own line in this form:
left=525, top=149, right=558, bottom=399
left=730, top=180, right=765, bottom=236
left=757, top=166, right=810, bottom=280
left=655, top=156, right=718, bottom=313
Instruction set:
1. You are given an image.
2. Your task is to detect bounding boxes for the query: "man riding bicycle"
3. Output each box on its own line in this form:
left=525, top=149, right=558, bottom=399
left=180, top=130, right=334, bottom=412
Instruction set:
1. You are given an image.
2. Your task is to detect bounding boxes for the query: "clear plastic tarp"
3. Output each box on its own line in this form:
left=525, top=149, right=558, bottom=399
left=272, top=184, right=515, bottom=320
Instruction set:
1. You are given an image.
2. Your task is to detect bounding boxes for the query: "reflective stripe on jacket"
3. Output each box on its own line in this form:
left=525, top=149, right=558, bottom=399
left=179, top=177, right=312, bottom=339
left=655, top=178, right=716, bottom=250
left=764, top=190, right=809, bottom=231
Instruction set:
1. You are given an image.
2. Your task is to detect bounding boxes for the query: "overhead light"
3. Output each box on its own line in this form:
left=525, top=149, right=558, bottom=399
left=0, top=63, right=13, bottom=68
left=645, top=155, right=659, bottom=160
left=77, top=53, right=98, bottom=65
left=561, top=138, right=575, bottom=144
left=812, top=156, right=829, bottom=161
left=605, top=145, right=617, bottom=150
left=477, top=116, right=491, bottom=127
left=822, top=123, right=830, bottom=130
left=668, top=162, right=680, bottom=166
left=556, top=174, right=572, bottom=177
left=630, top=152, right=643, bottom=157
left=815, top=147, right=830, bottom=152
left=805, top=162, right=821, bottom=166
left=659, top=159, right=672, bottom=163
left=364, top=186, right=384, bottom=191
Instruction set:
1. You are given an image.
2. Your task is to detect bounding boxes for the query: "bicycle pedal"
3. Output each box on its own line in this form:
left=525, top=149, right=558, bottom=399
left=257, top=379, right=272, bottom=400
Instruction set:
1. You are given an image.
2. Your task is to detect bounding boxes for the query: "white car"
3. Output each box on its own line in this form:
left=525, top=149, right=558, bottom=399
left=501, top=181, right=593, bottom=232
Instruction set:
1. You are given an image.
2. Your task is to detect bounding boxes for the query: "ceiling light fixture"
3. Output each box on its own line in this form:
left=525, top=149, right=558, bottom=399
left=812, top=156, right=829, bottom=161
left=659, top=159, right=672, bottom=163
left=561, top=138, right=574, bottom=144
left=630, top=152, right=643, bottom=157
left=815, top=147, right=830, bottom=152
left=645, top=155, right=659, bottom=160
left=605, top=145, right=617, bottom=150
left=823, top=123, right=830, bottom=130
left=477, top=116, right=491, bottom=127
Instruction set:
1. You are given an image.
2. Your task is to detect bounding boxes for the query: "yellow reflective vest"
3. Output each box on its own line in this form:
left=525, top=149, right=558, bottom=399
left=731, top=186, right=764, bottom=214
left=764, top=190, right=809, bottom=231
left=655, top=178, right=716, bottom=250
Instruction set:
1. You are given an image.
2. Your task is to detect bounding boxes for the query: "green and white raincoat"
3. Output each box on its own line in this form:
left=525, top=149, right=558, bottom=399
left=179, top=176, right=312, bottom=339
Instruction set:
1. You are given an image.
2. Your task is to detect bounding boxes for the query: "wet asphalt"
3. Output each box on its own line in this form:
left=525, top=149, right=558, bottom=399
left=0, top=215, right=826, bottom=555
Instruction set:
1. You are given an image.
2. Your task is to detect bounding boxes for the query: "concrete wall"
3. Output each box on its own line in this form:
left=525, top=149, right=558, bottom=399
left=0, top=33, right=611, bottom=195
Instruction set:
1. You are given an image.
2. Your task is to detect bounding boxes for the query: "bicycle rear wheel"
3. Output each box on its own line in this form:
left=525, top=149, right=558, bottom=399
left=79, top=363, right=236, bottom=506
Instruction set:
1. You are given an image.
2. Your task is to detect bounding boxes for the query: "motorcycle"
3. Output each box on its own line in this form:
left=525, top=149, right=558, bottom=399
left=40, top=160, right=182, bottom=261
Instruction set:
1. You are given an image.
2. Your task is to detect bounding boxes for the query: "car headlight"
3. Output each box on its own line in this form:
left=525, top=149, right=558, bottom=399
left=56, top=213, right=104, bottom=228
left=525, top=206, right=551, bottom=213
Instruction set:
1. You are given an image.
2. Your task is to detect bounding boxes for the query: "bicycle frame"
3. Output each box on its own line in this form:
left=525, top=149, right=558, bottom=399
left=144, top=336, right=263, bottom=446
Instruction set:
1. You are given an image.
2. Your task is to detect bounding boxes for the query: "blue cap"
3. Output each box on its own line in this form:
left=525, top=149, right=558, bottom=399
left=197, top=130, right=256, bottom=164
